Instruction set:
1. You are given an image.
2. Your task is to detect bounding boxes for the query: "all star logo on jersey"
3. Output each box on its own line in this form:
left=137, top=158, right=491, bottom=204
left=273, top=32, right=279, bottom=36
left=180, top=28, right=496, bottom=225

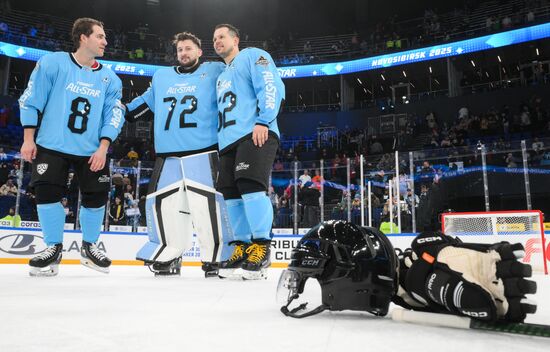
left=65, top=81, right=101, bottom=98
left=37, top=163, right=48, bottom=175
left=255, top=56, right=270, bottom=66
left=235, top=162, right=250, bottom=172
left=98, top=175, right=110, bottom=183
left=217, top=79, right=232, bottom=93
left=166, top=83, right=197, bottom=94
left=102, top=76, right=110, bottom=84
left=200, top=73, right=207, bottom=79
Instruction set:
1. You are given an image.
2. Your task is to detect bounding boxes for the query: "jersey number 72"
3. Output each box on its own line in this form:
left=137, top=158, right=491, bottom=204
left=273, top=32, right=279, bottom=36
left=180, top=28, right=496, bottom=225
left=163, top=95, right=198, bottom=130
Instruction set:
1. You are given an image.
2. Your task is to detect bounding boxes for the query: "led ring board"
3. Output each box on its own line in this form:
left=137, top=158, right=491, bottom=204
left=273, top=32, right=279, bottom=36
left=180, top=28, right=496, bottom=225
left=1, top=22, right=550, bottom=79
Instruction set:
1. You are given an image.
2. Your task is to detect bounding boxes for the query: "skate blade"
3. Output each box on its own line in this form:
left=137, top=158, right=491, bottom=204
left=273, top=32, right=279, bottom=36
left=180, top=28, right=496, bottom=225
left=29, top=265, right=59, bottom=277
left=80, top=258, right=110, bottom=274
left=204, top=270, right=219, bottom=278
left=153, top=270, right=181, bottom=277
left=218, top=268, right=244, bottom=280
left=242, top=268, right=268, bottom=280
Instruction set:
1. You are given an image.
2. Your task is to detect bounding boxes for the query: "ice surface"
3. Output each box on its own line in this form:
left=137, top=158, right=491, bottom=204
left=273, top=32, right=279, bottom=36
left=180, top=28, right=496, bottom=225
left=0, top=265, right=548, bottom=352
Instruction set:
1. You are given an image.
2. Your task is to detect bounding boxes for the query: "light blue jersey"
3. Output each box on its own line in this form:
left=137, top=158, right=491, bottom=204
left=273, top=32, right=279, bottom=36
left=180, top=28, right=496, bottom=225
left=216, top=48, right=285, bottom=153
left=126, top=61, right=224, bottom=156
left=18, top=52, right=124, bottom=156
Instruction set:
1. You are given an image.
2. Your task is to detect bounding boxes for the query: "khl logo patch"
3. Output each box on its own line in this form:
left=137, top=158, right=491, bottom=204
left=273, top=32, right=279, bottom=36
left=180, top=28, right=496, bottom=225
left=37, top=163, right=48, bottom=175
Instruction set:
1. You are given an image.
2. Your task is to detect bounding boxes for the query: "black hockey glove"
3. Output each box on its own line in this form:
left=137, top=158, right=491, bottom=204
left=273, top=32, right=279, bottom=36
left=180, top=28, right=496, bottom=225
left=394, top=232, right=537, bottom=322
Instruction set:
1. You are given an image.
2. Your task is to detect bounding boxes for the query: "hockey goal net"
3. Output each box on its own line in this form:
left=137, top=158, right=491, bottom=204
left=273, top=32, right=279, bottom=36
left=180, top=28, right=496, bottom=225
left=441, top=210, right=548, bottom=275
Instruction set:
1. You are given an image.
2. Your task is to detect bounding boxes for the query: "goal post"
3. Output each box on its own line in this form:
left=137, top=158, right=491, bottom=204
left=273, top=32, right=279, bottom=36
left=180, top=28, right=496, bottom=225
left=441, top=210, right=548, bottom=275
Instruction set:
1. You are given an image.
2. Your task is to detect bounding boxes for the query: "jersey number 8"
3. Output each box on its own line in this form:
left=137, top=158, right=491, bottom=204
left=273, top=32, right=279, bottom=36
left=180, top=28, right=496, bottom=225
left=67, top=97, right=91, bottom=134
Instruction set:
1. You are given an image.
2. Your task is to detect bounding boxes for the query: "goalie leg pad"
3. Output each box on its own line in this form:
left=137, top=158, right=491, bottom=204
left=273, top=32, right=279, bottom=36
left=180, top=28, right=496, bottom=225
left=181, top=151, right=235, bottom=263
left=136, top=157, right=194, bottom=263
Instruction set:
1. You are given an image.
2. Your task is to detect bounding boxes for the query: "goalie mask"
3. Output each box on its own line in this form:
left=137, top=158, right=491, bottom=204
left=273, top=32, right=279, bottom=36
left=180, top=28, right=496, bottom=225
left=277, top=220, right=398, bottom=318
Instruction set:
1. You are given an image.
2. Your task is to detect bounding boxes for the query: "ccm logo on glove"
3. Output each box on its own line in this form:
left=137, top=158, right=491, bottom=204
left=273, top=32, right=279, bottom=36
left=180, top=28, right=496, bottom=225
left=461, top=310, right=489, bottom=318
left=417, top=236, right=443, bottom=244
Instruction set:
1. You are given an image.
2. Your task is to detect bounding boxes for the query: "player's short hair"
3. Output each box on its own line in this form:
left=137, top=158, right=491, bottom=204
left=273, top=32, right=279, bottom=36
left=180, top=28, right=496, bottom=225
left=172, top=32, right=201, bottom=48
left=214, top=24, right=240, bottom=38
left=72, top=17, right=104, bottom=49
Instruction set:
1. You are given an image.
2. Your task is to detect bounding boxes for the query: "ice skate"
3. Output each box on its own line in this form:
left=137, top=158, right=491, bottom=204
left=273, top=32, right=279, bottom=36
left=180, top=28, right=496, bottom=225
left=201, top=261, right=219, bottom=278
left=242, top=241, right=270, bottom=280
left=148, top=256, right=182, bottom=276
left=81, top=241, right=111, bottom=274
left=29, top=244, right=63, bottom=277
left=218, top=241, right=248, bottom=279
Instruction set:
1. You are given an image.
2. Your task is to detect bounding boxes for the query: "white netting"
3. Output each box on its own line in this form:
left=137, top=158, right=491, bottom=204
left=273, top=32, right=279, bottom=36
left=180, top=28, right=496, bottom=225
left=443, top=212, right=542, bottom=236
left=442, top=211, right=548, bottom=274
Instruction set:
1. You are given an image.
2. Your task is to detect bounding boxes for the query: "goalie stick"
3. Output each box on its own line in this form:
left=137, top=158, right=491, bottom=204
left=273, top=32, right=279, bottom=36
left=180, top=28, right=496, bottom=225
left=391, top=308, right=550, bottom=338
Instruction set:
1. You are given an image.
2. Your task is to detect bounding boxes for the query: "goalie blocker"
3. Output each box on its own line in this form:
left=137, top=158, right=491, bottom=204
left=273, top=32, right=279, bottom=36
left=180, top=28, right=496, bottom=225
left=136, top=151, right=233, bottom=276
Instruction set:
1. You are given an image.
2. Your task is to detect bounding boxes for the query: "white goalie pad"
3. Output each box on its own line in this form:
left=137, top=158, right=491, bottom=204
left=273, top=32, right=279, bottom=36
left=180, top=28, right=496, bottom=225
left=136, top=151, right=233, bottom=264
left=136, top=157, right=194, bottom=263
left=182, top=151, right=233, bottom=263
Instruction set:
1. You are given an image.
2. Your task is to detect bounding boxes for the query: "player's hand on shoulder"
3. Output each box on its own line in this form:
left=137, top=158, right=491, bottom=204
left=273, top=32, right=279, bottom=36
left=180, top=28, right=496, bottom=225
left=20, top=140, right=37, bottom=162
left=395, top=232, right=537, bottom=322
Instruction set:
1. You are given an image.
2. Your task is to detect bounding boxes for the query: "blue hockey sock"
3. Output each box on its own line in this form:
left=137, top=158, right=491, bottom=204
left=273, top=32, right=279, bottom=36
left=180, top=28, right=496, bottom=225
left=225, top=198, right=252, bottom=243
left=80, top=206, right=105, bottom=244
left=37, top=202, right=65, bottom=246
left=241, top=192, right=273, bottom=241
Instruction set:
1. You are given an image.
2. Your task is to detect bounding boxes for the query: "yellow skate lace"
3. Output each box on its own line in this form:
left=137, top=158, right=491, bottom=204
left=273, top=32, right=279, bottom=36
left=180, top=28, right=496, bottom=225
left=245, top=243, right=267, bottom=264
left=229, top=244, right=245, bottom=262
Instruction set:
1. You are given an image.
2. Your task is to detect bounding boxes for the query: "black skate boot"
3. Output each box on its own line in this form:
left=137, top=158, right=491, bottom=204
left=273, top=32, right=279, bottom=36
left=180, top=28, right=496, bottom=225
left=149, top=256, right=182, bottom=276
left=242, top=240, right=271, bottom=280
left=81, top=241, right=111, bottom=274
left=218, top=241, right=249, bottom=279
left=29, top=243, right=63, bottom=277
left=201, top=261, right=219, bottom=278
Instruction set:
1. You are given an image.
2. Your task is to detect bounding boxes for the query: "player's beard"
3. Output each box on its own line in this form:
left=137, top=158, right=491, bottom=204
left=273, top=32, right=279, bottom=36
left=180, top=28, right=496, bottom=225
left=180, top=57, right=199, bottom=69
left=217, top=46, right=232, bottom=59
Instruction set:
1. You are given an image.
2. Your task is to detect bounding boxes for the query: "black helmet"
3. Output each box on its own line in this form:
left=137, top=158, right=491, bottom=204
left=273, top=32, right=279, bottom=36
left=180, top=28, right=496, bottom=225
left=277, top=220, right=398, bottom=318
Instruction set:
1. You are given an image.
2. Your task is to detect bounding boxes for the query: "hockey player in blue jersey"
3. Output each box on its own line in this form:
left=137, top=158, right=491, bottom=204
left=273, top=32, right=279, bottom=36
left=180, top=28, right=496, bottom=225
left=18, top=18, right=124, bottom=276
left=213, top=24, right=285, bottom=280
left=125, top=32, right=232, bottom=277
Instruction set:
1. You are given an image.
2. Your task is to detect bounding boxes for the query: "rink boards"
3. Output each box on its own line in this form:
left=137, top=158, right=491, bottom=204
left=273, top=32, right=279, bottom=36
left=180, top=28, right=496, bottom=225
left=0, top=225, right=548, bottom=270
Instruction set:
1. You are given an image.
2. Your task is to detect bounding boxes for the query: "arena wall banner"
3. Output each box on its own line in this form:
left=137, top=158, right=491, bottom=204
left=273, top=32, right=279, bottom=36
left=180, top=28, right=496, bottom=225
left=0, top=220, right=74, bottom=230
left=2, top=23, right=550, bottom=78
left=1, top=226, right=547, bottom=269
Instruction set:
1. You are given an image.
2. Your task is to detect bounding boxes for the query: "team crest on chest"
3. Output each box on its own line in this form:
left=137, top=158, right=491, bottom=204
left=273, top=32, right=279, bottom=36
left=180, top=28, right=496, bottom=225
left=37, top=163, right=48, bottom=175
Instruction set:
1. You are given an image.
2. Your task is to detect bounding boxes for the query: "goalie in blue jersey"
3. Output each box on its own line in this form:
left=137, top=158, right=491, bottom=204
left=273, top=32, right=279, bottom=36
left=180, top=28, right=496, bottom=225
left=18, top=18, right=125, bottom=276
left=125, top=32, right=233, bottom=277
left=213, top=24, right=285, bottom=280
